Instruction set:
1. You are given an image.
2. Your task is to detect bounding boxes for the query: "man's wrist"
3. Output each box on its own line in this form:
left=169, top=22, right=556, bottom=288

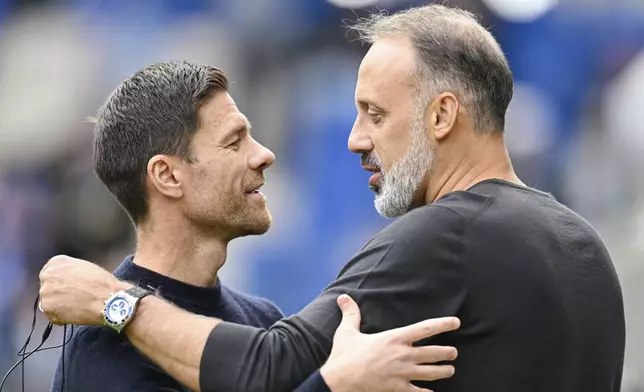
left=102, top=280, right=135, bottom=304
left=110, top=280, right=134, bottom=293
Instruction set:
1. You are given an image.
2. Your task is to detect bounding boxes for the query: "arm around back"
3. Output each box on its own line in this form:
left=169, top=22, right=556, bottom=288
left=201, top=205, right=468, bottom=392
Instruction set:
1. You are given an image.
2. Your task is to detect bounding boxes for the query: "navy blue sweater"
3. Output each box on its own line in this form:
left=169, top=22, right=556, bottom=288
left=51, top=257, right=330, bottom=392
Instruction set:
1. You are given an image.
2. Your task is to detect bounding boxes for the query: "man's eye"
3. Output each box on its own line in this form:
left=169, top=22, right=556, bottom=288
left=229, top=139, right=241, bottom=148
left=369, top=113, right=382, bottom=124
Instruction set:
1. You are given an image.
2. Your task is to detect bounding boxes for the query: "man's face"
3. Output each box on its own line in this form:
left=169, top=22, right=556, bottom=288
left=349, top=36, right=434, bottom=218
left=181, top=92, right=275, bottom=237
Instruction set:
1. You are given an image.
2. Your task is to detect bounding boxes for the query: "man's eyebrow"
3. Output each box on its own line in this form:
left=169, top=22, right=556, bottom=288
left=222, top=119, right=252, bottom=140
left=356, top=98, right=386, bottom=111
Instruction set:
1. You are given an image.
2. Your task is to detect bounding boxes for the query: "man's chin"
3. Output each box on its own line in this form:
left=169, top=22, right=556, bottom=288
left=245, top=222, right=271, bottom=236
left=239, top=211, right=272, bottom=236
left=374, top=193, right=412, bottom=219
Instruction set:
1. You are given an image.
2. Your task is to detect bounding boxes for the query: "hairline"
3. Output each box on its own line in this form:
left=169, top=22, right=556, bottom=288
left=348, top=8, right=510, bottom=134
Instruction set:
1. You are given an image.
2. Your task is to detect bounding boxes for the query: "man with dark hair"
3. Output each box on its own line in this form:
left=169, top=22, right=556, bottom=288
left=48, top=61, right=459, bottom=392
left=41, top=4, right=625, bottom=392
left=92, top=62, right=231, bottom=225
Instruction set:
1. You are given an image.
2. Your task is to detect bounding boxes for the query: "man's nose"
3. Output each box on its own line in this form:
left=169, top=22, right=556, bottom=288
left=348, top=123, right=374, bottom=154
left=249, top=140, right=275, bottom=171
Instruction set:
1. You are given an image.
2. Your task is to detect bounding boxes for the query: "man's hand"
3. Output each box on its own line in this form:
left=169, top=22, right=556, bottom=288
left=320, top=295, right=459, bottom=392
left=39, top=255, right=131, bottom=325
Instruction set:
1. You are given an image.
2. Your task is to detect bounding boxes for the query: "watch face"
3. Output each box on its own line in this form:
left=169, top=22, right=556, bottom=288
left=106, top=297, right=134, bottom=324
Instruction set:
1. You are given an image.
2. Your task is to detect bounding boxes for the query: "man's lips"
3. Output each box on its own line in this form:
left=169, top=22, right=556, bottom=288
left=246, top=186, right=266, bottom=201
left=368, top=172, right=381, bottom=187
left=245, top=183, right=264, bottom=194
left=362, top=166, right=382, bottom=188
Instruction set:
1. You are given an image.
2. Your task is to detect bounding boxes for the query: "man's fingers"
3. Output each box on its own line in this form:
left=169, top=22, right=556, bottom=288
left=396, top=317, right=460, bottom=343
left=410, top=345, right=458, bottom=364
left=408, top=364, right=456, bottom=382
left=39, top=255, right=69, bottom=279
left=38, top=261, right=51, bottom=280
left=336, top=294, right=361, bottom=331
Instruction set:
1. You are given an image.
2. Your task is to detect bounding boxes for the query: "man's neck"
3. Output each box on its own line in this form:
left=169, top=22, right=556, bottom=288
left=133, top=220, right=228, bottom=288
left=426, top=135, right=523, bottom=204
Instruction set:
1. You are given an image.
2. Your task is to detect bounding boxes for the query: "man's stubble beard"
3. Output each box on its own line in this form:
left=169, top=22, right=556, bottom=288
left=374, top=112, right=434, bottom=218
left=189, top=191, right=273, bottom=240
left=221, top=197, right=273, bottom=238
left=238, top=204, right=272, bottom=236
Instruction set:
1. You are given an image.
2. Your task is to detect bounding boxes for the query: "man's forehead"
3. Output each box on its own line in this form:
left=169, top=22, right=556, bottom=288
left=356, top=36, right=417, bottom=103
left=200, top=93, right=249, bottom=128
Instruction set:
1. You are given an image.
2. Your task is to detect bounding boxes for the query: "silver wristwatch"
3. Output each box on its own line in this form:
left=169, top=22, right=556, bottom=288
left=102, top=286, right=152, bottom=333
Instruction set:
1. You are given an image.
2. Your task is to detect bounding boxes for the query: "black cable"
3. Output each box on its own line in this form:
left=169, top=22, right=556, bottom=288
left=1, top=293, right=76, bottom=392
left=0, top=323, right=53, bottom=391
left=60, top=324, right=69, bottom=392
left=20, top=323, right=53, bottom=358
left=20, top=340, right=24, bottom=392
left=26, top=324, right=73, bottom=354
left=17, top=296, right=40, bottom=392
left=21, top=344, right=24, bottom=391
left=9, top=324, right=74, bottom=392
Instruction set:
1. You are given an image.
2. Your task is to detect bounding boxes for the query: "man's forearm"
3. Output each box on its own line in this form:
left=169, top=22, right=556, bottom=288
left=125, top=295, right=221, bottom=392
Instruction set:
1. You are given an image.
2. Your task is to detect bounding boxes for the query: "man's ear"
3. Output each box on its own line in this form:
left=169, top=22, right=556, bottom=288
left=427, top=92, right=459, bottom=141
left=146, top=155, right=184, bottom=199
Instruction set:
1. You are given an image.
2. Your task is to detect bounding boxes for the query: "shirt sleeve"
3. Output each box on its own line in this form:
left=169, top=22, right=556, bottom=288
left=200, top=205, right=468, bottom=392
left=291, top=370, right=332, bottom=392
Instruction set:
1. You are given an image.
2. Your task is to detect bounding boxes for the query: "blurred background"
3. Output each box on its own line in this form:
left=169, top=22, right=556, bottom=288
left=0, top=0, right=643, bottom=390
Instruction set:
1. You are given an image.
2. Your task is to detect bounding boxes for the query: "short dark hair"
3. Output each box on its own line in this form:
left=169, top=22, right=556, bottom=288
left=349, top=4, right=514, bottom=133
left=93, top=61, right=229, bottom=224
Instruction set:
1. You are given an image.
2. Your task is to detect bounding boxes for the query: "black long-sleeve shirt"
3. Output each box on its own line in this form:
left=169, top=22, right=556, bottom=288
left=200, top=179, right=626, bottom=392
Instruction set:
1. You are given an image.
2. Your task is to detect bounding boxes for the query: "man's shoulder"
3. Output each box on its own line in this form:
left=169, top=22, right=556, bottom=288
left=221, top=285, right=284, bottom=323
left=372, top=193, right=487, bottom=246
left=341, top=191, right=497, bottom=276
left=52, top=325, right=184, bottom=391
left=334, top=201, right=474, bottom=281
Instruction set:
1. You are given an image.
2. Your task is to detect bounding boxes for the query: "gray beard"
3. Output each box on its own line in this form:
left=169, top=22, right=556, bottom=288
left=374, top=119, right=434, bottom=218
